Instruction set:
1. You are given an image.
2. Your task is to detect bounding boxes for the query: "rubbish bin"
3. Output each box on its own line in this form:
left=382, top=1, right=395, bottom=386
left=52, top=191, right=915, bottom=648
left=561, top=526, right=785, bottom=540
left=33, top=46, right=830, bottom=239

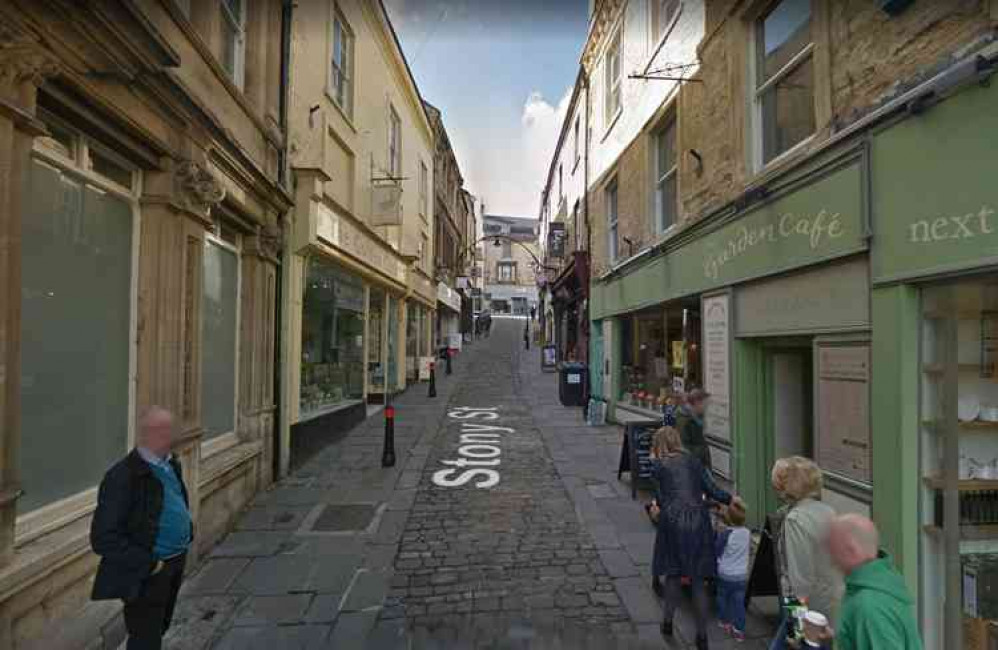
left=558, top=362, right=587, bottom=407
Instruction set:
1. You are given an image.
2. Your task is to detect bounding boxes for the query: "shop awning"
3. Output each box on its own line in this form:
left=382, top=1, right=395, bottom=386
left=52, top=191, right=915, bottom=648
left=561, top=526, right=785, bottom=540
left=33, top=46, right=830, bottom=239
left=551, top=251, right=589, bottom=304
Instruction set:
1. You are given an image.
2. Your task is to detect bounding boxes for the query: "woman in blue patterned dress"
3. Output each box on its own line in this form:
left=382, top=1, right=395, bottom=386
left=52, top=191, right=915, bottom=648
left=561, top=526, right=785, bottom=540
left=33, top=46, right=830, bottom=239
left=650, top=426, right=743, bottom=650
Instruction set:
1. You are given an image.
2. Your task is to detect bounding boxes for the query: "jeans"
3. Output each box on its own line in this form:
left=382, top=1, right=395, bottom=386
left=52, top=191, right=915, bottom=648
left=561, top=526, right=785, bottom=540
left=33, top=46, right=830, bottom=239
left=716, top=577, right=747, bottom=632
left=123, top=554, right=186, bottom=650
left=663, top=575, right=708, bottom=641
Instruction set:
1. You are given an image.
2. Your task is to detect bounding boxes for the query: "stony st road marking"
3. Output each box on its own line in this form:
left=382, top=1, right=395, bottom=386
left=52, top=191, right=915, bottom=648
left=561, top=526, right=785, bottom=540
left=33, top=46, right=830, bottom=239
left=432, top=407, right=510, bottom=489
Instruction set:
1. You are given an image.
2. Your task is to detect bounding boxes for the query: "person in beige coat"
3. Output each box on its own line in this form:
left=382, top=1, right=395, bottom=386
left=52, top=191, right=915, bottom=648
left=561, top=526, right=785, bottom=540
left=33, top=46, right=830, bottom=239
left=768, top=457, right=844, bottom=650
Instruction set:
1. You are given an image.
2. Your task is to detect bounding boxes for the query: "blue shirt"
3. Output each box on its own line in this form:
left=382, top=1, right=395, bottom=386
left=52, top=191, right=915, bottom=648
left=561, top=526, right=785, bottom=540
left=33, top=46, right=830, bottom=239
left=139, top=448, right=192, bottom=559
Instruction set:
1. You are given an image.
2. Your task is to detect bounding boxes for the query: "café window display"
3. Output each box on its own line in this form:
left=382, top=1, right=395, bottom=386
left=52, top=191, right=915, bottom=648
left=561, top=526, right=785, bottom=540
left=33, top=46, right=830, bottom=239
left=619, top=300, right=701, bottom=412
left=920, top=277, right=998, bottom=649
left=19, top=125, right=137, bottom=516
left=300, top=260, right=365, bottom=417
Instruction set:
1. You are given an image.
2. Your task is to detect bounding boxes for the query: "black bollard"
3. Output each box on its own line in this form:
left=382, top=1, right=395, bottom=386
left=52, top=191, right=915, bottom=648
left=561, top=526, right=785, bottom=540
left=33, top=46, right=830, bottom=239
left=445, top=349, right=453, bottom=375
left=381, top=402, right=396, bottom=467
left=524, top=324, right=530, bottom=350
left=428, top=362, right=437, bottom=398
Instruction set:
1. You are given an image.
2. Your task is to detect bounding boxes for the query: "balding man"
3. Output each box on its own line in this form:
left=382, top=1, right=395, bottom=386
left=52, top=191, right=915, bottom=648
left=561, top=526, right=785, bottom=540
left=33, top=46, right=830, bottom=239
left=90, top=407, right=192, bottom=650
left=826, top=514, right=922, bottom=650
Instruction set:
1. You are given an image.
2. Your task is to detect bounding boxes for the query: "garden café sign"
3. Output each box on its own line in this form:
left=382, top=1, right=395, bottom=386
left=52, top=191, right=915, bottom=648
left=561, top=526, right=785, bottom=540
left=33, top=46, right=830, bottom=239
left=702, top=209, right=847, bottom=281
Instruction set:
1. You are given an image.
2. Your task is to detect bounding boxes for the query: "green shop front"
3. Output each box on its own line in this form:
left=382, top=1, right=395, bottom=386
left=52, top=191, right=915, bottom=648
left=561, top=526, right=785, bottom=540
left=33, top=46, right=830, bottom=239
left=870, top=76, right=998, bottom=650
left=591, top=145, right=873, bottom=523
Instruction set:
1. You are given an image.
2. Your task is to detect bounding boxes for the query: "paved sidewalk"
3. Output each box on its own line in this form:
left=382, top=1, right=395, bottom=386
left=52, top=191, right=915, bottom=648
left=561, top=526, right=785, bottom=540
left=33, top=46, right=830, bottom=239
left=162, top=319, right=778, bottom=649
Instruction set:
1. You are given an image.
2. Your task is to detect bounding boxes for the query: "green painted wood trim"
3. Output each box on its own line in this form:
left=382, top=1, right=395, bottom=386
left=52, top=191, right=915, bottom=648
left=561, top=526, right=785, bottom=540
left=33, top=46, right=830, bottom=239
left=870, top=285, right=921, bottom=601
left=734, top=339, right=770, bottom=529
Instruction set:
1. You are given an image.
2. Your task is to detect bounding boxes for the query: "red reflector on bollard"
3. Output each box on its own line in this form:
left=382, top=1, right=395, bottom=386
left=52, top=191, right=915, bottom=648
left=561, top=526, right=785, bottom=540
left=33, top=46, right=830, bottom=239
left=385, top=406, right=395, bottom=419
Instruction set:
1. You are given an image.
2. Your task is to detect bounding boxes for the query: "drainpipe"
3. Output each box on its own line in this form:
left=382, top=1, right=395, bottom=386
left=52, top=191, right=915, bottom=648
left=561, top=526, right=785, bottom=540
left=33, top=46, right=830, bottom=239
left=273, top=0, right=293, bottom=480
left=582, top=67, right=592, bottom=397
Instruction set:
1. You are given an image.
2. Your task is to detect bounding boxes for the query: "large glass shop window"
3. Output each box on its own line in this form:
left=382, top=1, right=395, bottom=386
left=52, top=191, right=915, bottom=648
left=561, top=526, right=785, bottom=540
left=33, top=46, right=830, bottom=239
left=369, top=287, right=386, bottom=392
left=387, top=295, right=399, bottom=393
left=300, top=260, right=365, bottom=416
left=19, top=158, right=133, bottom=514
left=201, top=237, right=239, bottom=440
left=920, top=278, right=998, bottom=649
left=406, top=302, right=418, bottom=381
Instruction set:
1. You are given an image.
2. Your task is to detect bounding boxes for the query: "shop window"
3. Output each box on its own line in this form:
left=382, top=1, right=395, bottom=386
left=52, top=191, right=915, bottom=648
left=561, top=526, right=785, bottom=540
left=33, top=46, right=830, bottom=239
left=300, top=260, right=365, bottom=417
left=604, top=26, right=622, bottom=127
left=36, top=122, right=75, bottom=161
left=369, top=287, right=386, bottom=392
left=406, top=302, right=418, bottom=380
left=19, top=154, right=134, bottom=516
left=87, top=146, right=134, bottom=191
left=388, top=105, right=402, bottom=177
left=220, top=0, right=246, bottom=89
left=201, top=223, right=240, bottom=444
left=329, top=6, right=354, bottom=117
left=606, top=180, right=619, bottom=261
left=654, top=115, right=678, bottom=233
left=652, top=0, right=680, bottom=44
left=919, top=278, right=998, bottom=649
left=754, top=0, right=814, bottom=166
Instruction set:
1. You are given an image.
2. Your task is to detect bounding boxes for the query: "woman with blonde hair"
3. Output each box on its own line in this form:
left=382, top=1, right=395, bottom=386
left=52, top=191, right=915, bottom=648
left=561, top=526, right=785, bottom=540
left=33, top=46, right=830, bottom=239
left=769, top=456, right=844, bottom=650
left=650, top=425, right=743, bottom=650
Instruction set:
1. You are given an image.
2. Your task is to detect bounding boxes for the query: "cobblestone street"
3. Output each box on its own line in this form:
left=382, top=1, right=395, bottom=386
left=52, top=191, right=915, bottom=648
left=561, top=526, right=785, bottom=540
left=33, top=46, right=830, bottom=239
left=163, top=319, right=777, bottom=649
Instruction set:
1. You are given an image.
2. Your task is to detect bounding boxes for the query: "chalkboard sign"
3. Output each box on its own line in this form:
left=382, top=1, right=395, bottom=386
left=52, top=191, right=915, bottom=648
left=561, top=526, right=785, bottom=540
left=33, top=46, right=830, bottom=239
left=617, top=421, right=660, bottom=499
left=746, top=514, right=782, bottom=606
left=541, top=345, right=557, bottom=371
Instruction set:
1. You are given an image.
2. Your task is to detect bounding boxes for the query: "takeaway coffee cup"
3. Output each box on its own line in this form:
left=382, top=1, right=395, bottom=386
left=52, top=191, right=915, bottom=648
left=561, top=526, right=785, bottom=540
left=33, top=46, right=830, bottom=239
left=802, top=611, right=830, bottom=646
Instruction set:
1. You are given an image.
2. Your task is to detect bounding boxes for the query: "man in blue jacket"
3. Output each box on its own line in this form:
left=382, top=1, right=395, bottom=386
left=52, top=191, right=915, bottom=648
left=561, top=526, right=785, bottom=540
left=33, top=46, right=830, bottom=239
left=90, top=407, right=193, bottom=650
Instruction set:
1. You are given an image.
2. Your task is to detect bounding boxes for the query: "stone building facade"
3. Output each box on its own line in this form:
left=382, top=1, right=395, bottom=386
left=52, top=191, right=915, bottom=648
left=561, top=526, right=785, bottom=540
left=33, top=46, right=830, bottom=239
left=571, top=2, right=998, bottom=647
left=482, top=215, right=540, bottom=317
left=281, top=0, right=437, bottom=469
left=0, top=1, right=291, bottom=648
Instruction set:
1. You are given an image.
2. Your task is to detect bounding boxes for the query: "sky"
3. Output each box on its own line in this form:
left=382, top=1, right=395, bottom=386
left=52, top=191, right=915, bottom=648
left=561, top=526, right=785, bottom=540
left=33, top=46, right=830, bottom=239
left=383, top=0, right=589, bottom=219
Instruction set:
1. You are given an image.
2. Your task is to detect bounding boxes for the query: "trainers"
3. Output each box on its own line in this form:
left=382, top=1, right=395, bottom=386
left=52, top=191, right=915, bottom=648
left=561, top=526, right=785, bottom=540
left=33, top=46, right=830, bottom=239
left=717, top=621, right=731, bottom=633
left=732, top=629, right=745, bottom=642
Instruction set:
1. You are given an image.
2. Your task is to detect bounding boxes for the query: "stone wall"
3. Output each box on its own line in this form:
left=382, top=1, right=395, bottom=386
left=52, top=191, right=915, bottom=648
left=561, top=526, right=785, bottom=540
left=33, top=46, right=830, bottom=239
left=586, top=0, right=996, bottom=276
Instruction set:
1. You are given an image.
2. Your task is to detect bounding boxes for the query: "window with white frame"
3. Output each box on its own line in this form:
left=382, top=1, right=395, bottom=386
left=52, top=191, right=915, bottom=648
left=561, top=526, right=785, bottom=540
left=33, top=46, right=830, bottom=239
left=652, top=0, right=680, bottom=43
left=573, top=117, right=580, bottom=168
left=19, top=116, right=138, bottom=518
left=498, top=261, right=517, bottom=283
left=754, top=0, right=815, bottom=166
left=654, top=115, right=678, bottom=233
left=606, top=180, right=619, bottom=261
left=419, top=160, right=428, bottom=217
left=330, top=6, right=354, bottom=116
left=201, top=219, right=240, bottom=444
left=389, top=105, right=402, bottom=177
left=220, top=0, right=246, bottom=89
left=604, top=27, right=622, bottom=126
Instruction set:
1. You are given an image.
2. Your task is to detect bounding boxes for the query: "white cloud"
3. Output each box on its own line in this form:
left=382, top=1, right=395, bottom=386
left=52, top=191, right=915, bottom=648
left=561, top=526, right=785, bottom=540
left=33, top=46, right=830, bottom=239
left=458, top=88, right=572, bottom=219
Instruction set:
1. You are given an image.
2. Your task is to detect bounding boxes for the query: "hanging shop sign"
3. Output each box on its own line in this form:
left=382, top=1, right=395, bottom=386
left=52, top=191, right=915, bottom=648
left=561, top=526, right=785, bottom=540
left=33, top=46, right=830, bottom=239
left=702, top=293, right=731, bottom=443
left=591, top=159, right=865, bottom=319
left=872, top=81, right=998, bottom=283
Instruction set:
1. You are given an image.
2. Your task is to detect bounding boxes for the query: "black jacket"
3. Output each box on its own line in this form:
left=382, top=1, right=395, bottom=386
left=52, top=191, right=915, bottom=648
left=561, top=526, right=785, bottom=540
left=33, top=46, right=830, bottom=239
left=676, top=411, right=712, bottom=471
left=90, top=449, right=191, bottom=601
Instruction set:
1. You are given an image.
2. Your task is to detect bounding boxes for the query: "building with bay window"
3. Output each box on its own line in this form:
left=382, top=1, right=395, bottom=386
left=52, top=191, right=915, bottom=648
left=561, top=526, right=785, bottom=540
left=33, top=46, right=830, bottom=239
left=0, top=1, right=290, bottom=648
left=283, top=0, right=435, bottom=471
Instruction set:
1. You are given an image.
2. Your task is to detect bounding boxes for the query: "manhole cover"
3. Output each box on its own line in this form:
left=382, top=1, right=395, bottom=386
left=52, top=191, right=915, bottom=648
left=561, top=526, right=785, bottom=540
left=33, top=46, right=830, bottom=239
left=310, top=504, right=378, bottom=532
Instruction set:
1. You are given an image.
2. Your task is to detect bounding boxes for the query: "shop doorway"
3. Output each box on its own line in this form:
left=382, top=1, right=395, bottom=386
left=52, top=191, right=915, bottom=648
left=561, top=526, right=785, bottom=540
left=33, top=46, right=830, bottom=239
left=763, top=342, right=813, bottom=513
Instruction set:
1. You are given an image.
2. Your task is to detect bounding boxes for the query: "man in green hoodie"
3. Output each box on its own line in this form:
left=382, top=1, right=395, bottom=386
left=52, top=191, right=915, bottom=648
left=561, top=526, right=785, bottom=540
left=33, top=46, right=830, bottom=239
left=826, top=514, right=923, bottom=650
